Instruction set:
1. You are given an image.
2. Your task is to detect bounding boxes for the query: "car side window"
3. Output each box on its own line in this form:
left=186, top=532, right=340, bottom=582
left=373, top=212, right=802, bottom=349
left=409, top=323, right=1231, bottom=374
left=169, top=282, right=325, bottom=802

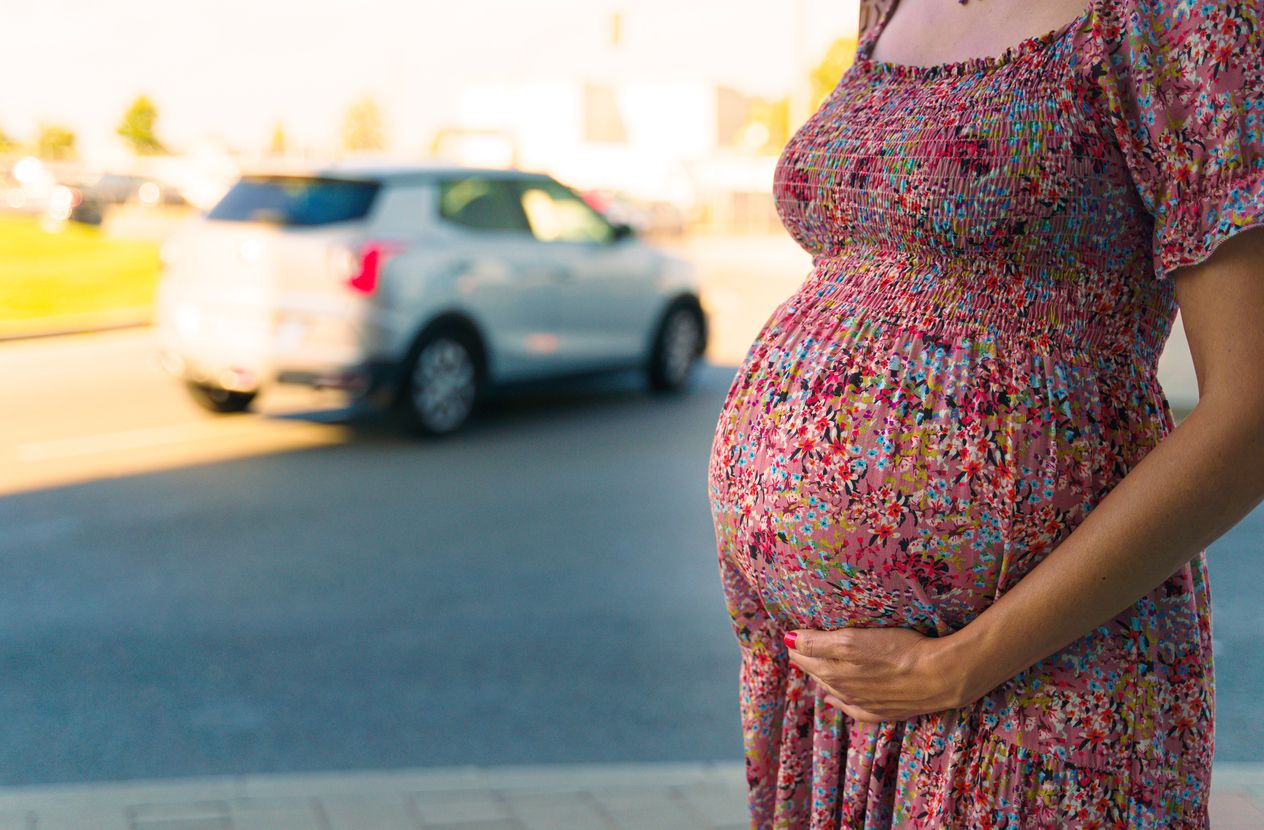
left=437, top=177, right=531, bottom=234
left=515, top=178, right=615, bottom=244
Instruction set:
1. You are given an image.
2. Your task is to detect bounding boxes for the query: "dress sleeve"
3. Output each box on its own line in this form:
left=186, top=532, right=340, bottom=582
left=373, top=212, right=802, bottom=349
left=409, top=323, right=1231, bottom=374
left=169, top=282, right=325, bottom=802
left=1090, top=0, right=1264, bottom=280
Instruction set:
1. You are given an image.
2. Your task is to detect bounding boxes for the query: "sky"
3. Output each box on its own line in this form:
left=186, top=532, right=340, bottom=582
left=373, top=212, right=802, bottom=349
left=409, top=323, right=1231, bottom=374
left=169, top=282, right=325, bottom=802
left=2, top=0, right=860, bottom=164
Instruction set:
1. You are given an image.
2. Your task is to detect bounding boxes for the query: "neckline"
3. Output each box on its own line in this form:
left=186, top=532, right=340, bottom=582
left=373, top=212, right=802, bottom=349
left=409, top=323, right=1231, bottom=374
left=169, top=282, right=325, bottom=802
left=854, top=0, right=1095, bottom=79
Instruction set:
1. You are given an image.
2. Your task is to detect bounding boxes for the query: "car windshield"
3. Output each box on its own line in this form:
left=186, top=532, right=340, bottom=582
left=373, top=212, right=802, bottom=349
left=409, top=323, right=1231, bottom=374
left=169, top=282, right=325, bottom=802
left=206, top=175, right=380, bottom=226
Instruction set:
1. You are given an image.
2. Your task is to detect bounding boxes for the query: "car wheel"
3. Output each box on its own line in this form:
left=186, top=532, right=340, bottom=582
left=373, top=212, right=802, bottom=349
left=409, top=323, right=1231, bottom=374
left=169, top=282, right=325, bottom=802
left=647, top=303, right=704, bottom=393
left=184, top=380, right=258, bottom=413
left=396, top=327, right=483, bottom=436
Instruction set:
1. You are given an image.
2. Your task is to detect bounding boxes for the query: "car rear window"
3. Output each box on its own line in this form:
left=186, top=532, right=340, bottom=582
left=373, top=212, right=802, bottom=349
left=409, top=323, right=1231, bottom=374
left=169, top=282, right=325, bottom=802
left=206, top=176, right=380, bottom=226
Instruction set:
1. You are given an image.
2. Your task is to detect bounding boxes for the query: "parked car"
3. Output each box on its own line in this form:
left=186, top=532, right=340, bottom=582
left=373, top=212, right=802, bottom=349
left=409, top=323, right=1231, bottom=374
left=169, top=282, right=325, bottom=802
left=153, top=162, right=708, bottom=436
left=88, top=173, right=149, bottom=205
left=581, top=188, right=687, bottom=237
left=89, top=172, right=187, bottom=207
left=47, top=172, right=189, bottom=225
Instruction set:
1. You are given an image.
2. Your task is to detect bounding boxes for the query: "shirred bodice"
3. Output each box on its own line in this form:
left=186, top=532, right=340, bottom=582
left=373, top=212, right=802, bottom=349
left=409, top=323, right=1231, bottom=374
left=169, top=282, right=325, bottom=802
left=772, top=7, right=1179, bottom=367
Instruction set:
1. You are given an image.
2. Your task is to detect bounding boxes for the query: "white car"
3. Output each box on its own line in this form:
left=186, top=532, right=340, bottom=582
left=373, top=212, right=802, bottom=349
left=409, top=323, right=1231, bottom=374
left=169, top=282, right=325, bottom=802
left=153, top=162, right=708, bottom=435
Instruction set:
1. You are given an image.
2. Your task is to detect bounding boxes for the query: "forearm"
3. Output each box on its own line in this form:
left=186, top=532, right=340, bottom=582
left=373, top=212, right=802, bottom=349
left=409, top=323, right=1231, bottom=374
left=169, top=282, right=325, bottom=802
left=940, top=391, right=1264, bottom=704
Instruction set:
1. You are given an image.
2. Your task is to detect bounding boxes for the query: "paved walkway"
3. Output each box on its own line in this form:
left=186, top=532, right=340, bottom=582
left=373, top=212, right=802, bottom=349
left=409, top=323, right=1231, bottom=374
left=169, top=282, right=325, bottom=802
left=0, top=762, right=1261, bottom=829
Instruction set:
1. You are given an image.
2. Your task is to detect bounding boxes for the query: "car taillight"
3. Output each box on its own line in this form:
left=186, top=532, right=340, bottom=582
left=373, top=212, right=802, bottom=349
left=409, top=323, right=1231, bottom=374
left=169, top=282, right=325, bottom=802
left=347, top=240, right=404, bottom=295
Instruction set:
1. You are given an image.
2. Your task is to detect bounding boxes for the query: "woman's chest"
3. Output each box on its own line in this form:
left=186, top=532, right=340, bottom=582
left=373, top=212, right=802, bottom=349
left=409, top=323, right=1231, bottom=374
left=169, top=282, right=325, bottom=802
left=772, top=55, right=1145, bottom=266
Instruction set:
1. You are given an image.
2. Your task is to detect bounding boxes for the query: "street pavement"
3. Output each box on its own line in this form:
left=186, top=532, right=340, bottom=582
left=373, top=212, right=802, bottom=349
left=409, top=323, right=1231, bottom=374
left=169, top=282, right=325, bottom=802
left=0, top=329, right=748, bottom=783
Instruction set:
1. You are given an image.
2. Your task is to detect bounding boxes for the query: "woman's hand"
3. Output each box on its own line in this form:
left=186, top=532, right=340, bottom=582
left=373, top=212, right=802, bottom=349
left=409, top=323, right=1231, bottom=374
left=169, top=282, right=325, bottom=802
left=783, top=627, right=981, bottom=723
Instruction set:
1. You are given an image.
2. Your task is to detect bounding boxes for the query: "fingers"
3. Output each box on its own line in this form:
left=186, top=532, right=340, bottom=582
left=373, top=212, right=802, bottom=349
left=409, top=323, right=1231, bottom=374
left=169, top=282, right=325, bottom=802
left=785, top=628, right=855, bottom=660
left=790, top=651, right=861, bottom=704
left=822, top=694, right=885, bottom=723
left=789, top=651, right=866, bottom=705
left=786, top=649, right=842, bottom=686
left=821, top=693, right=886, bottom=723
left=811, top=676, right=883, bottom=722
left=788, top=644, right=859, bottom=697
left=784, top=630, right=888, bottom=716
left=813, top=673, right=895, bottom=723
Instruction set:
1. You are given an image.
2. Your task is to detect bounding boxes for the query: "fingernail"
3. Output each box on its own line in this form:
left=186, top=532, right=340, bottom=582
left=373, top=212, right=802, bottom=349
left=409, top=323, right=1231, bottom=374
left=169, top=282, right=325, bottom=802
left=783, top=631, right=797, bottom=650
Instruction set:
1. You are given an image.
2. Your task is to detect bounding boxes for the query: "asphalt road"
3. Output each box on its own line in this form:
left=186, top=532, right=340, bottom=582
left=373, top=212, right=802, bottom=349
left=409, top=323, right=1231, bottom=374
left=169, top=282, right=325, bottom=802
left=0, top=327, right=754, bottom=785
left=0, top=238, right=1255, bottom=786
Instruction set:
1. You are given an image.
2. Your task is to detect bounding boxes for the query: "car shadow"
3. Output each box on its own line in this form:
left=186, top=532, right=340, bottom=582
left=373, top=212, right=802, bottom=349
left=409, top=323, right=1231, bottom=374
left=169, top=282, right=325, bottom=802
left=258, top=361, right=740, bottom=444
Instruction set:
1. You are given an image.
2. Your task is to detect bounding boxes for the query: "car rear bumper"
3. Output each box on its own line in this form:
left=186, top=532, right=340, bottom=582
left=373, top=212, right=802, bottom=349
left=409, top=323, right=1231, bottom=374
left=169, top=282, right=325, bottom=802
left=153, top=291, right=405, bottom=396
left=156, top=347, right=267, bottom=393
left=156, top=345, right=402, bottom=403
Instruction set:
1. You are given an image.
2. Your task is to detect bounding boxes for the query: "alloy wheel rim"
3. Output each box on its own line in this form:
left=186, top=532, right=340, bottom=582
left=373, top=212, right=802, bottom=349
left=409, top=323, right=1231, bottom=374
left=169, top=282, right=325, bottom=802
left=412, top=337, right=476, bottom=431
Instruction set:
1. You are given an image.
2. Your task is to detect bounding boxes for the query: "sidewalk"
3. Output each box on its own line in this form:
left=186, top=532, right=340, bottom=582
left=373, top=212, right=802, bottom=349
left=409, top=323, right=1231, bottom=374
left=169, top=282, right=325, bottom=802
left=0, top=762, right=746, bottom=830
left=0, top=762, right=1261, bottom=830
left=0, top=309, right=150, bottom=343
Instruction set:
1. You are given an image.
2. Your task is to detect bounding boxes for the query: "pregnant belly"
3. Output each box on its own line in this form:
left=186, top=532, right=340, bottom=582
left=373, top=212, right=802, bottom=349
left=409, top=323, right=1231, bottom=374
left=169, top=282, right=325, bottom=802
left=706, top=289, right=1160, bottom=637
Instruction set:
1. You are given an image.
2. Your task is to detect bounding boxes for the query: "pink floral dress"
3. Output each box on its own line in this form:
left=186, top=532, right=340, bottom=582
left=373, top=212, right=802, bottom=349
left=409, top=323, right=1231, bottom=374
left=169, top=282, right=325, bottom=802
left=706, top=0, right=1264, bottom=826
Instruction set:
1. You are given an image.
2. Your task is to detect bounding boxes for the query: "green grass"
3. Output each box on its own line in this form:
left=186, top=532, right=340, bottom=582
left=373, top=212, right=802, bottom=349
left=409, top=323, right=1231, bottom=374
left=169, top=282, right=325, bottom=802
left=0, top=214, right=160, bottom=331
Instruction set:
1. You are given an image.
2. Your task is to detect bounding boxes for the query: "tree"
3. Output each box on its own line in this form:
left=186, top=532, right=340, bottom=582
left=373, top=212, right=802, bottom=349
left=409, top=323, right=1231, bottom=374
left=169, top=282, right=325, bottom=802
left=745, top=96, right=791, bottom=154
left=36, top=123, right=76, bottom=160
left=270, top=120, right=287, bottom=155
left=117, top=94, right=167, bottom=155
left=717, top=87, right=791, bottom=156
left=0, top=124, right=18, bottom=155
left=809, top=36, right=859, bottom=111
left=340, top=95, right=386, bottom=153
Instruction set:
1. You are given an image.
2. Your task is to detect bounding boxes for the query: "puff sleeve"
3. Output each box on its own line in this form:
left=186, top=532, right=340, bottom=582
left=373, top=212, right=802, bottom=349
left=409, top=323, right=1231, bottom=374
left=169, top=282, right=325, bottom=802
left=1091, top=0, right=1264, bottom=280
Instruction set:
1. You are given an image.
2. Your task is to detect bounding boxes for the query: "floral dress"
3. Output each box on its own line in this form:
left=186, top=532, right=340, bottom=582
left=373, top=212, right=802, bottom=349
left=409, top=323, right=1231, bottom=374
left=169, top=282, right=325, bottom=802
left=706, top=0, right=1264, bottom=826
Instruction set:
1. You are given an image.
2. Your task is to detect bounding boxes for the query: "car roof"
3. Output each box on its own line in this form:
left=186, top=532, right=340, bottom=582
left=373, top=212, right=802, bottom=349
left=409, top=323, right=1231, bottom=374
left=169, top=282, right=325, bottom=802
left=238, top=160, right=556, bottom=186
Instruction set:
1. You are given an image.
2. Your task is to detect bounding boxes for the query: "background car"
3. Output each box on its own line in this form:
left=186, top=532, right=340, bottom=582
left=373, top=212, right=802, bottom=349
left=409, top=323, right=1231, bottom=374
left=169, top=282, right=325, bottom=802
left=153, top=162, right=708, bottom=436
left=580, top=187, right=687, bottom=238
left=88, top=172, right=188, bottom=207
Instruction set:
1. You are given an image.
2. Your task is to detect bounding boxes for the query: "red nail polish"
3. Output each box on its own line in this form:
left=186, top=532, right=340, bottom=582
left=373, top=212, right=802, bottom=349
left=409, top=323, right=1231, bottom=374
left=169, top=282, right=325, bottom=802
left=783, top=631, right=798, bottom=650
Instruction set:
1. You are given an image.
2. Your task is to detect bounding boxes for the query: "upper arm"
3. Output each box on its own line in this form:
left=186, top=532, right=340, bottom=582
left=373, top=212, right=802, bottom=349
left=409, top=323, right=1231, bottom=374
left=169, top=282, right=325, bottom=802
left=1171, top=225, right=1264, bottom=416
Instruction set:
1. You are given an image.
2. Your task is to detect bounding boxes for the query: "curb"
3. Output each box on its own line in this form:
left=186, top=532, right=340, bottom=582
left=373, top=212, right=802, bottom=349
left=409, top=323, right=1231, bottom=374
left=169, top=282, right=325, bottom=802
left=0, top=762, right=1257, bottom=830
left=0, top=314, right=152, bottom=343
left=0, top=762, right=753, bottom=830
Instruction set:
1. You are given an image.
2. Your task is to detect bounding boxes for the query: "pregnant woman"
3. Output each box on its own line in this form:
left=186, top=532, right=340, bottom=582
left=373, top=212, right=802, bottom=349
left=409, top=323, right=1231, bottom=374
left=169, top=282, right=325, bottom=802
left=707, top=0, right=1264, bottom=826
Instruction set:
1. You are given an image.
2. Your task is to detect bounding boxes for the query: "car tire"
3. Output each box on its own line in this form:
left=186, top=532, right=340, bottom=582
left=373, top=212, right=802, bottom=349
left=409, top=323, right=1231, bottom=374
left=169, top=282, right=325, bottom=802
left=184, top=380, right=258, bottom=414
left=395, top=325, right=484, bottom=436
left=646, top=302, right=704, bottom=393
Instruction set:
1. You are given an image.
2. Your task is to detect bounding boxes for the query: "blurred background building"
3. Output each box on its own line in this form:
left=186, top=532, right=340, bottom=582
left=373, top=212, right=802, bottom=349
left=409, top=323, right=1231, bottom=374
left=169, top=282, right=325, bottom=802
left=0, top=0, right=861, bottom=240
